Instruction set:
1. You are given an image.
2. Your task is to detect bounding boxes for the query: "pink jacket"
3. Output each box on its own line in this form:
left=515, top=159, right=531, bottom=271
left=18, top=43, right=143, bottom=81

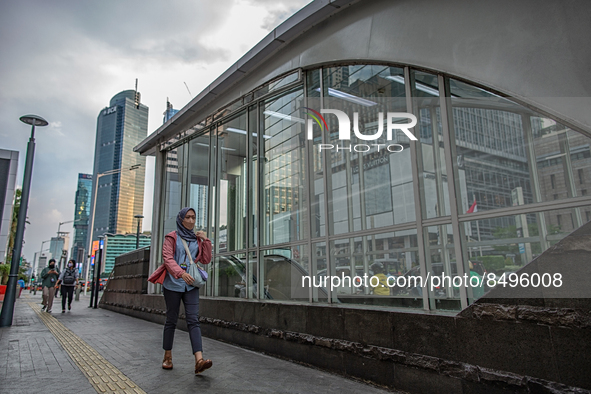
left=147, top=231, right=213, bottom=285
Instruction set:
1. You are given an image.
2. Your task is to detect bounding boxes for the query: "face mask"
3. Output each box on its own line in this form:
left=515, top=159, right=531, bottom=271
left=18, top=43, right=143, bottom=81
left=68, top=264, right=73, bottom=268
left=49, top=265, right=55, bottom=269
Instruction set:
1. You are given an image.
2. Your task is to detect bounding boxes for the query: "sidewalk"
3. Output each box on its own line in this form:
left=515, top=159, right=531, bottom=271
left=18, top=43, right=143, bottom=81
left=0, top=292, right=395, bottom=394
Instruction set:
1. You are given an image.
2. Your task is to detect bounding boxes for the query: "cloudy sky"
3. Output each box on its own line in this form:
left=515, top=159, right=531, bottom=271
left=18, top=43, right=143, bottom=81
left=0, top=0, right=312, bottom=264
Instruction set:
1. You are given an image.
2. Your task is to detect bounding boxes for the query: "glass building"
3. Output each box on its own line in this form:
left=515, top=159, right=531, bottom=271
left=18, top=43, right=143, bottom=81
left=135, top=1, right=591, bottom=313
left=90, top=90, right=148, bottom=251
left=102, top=233, right=151, bottom=274
left=71, top=173, right=92, bottom=263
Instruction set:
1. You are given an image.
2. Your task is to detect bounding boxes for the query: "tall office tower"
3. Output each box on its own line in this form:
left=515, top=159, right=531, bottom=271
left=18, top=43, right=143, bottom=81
left=71, top=173, right=92, bottom=264
left=163, top=98, right=179, bottom=123
left=89, top=89, right=148, bottom=249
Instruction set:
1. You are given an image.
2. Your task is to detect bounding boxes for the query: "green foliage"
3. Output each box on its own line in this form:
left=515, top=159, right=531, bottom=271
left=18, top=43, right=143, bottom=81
left=0, top=263, right=29, bottom=284
left=478, top=255, right=506, bottom=271
left=6, top=189, right=22, bottom=264
left=491, top=223, right=550, bottom=256
left=0, top=264, right=9, bottom=285
left=221, top=265, right=239, bottom=277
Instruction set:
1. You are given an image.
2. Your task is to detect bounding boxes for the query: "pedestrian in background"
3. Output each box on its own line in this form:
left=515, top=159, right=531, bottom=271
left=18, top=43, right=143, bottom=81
left=56, top=259, right=79, bottom=313
left=148, top=207, right=213, bottom=374
left=40, top=259, right=59, bottom=313
left=17, top=278, right=25, bottom=298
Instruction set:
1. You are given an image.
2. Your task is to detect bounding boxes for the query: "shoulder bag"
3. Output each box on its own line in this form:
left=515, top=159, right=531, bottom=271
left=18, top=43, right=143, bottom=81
left=180, top=238, right=208, bottom=288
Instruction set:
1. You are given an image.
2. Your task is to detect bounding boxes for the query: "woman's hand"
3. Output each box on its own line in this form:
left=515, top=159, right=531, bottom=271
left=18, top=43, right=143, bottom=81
left=181, top=272, right=194, bottom=284
left=195, top=231, right=206, bottom=240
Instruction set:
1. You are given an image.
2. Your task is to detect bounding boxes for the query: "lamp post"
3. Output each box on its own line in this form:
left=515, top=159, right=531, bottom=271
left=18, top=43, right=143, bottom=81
left=85, top=164, right=141, bottom=294
left=0, top=114, right=48, bottom=327
left=134, top=215, right=144, bottom=249
left=55, top=220, right=74, bottom=270
left=35, top=239, right=50, bottom=278
left=92, top=236, right=104, bottom=309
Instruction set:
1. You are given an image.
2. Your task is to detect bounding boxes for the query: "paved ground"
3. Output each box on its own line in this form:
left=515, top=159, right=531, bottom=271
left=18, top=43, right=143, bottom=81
left=0, top=292, right=393, bottom=394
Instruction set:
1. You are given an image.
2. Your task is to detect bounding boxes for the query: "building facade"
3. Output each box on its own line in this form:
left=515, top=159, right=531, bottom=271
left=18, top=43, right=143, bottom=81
left=102, top=233, right=150, bottom=274
left=48, top=235, right=68, bottom=270
left=0, top=149, right=18, bottom=263
left=136, top=0, right=591, bottom=310
left=127, top=1, right=591, bottom=391
left=89, top=90, right=148, bottom=251
left=71, top=173, right=92, bottom=263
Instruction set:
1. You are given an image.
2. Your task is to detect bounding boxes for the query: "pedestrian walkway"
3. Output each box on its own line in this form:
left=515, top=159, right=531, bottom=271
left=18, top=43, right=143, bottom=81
left=0, top=293, right=394, bottom=394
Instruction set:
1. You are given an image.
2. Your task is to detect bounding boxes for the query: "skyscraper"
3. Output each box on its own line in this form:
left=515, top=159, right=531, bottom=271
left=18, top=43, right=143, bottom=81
left=163, top=98, right=179, bottom=123
left=89, top=89, right=148, bottom=249
left=71, top=173, right=92, bottom=264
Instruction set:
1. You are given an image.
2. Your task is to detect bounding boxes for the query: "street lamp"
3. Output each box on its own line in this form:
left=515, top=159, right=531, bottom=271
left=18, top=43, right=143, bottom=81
left=134, top=215, right=144, bottom=249
left=33, top=239, right=51, bottom=282
left=55, top=220, right=74, bottom=270
left=0, top=114, right=48, bottom=327
left=84, top=164, right=141, bottom=294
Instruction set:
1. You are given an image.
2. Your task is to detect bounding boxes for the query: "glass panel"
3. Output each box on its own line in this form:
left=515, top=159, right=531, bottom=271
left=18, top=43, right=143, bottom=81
left=450, top=78, right=591, bottom=233
left=261, top=245, right=309, bottom=301
left=312, top=241, right=328, bottom=302
left=307, top=69, right=325, bottom=238
left=544, top=207, right=588, bottom=243
left=450, top=78, right=533, bottom=216
left=247, top=251, right=258, bottom=299
left=320, top=65, right=412, bottom=235
left=324, top=230, right=422, bottom=309
left=208, top=133, right=217, bottom=253
left=261, top=88, right=308, bottom=245
left=425, top=225, right=461, bottom=311
left=188, top=133, right=210, bottom=232
left=162, top=146, right=184, bottom=237
left=532, top=120, right=591, bottom=209
left=461, top=213, right=544, bottom=302
left=217, top=112, right=248, bottom=252
left=412, top=71, right=450, bottom=219
left=254, top=71, right=300, bottom=99
left=249, top=106, right=258, bottom=248
left=213, top=253, right=246, bottom=297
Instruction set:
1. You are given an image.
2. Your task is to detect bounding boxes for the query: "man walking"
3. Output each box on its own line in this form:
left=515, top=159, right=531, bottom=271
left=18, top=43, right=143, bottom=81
left=40, top=259, right=59, bottom=313
left=56, top=259, right=79, bottom=313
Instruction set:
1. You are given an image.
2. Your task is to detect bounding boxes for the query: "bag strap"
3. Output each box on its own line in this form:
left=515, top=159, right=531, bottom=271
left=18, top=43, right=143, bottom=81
left=180, top=238, right=204, bottom=269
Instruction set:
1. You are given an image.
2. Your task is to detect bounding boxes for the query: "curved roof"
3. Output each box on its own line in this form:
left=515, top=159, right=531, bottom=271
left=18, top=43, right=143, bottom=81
left=135, top=0, right=591, bottom=155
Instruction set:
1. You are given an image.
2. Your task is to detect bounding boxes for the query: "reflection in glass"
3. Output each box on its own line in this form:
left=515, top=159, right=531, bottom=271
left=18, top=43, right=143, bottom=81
left=163, top=146, right=184, bottom=237
left=412, top=71, right=450, bottom=219
left=261, top=246, right=309, bottom=301
left=425, top=225, right=460, bottom=311
left=324, top=231, right=421, bottom=308
left=312, top=242, right=328, bottom=302
left=217, top=113, right=248, bottom=252
left=188, top=133, right=210, bottom=232
left=321, top=65, right=413, bottom=235
left=261, top=89, right=308, bottom=245
left=214, top=253, right=246, bottom=297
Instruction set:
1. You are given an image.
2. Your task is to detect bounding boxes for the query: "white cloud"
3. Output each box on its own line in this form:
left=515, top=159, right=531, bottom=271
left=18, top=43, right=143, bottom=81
left=0, top=0, right=313, bottom=263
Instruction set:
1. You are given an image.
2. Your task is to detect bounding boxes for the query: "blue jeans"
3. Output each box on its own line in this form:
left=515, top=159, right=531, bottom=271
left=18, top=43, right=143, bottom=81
left=162, top=287, right=203, bottom=354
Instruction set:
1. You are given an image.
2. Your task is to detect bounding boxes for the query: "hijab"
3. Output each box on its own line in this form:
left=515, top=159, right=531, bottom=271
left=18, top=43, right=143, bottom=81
left=176, top=207, right=197, bottom=241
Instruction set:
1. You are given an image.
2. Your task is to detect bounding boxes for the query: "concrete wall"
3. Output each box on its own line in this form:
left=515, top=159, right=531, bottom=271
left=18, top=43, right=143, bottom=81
left=101, top=224, right=591, bottom=393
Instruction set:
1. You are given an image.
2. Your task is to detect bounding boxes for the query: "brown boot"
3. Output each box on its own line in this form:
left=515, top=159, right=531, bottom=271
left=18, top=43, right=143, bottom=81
left=162, top=352, right=173, bottom=370
left=195, top=358, right=212, bottom=374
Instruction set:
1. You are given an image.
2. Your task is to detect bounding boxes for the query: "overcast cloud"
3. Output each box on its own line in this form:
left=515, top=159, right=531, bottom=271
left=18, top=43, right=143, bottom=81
left=0, top=0, right=311, bottom=264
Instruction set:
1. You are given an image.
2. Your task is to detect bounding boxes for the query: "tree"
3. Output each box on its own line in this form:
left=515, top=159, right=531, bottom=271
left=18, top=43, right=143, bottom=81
left=492, top=222, right=561, bottom=256
left=6, top=189, right=22, bottom=264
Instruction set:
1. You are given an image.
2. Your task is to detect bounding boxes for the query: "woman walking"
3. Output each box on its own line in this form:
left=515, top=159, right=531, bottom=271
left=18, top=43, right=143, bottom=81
left=148, top=207, right=213, bottom=374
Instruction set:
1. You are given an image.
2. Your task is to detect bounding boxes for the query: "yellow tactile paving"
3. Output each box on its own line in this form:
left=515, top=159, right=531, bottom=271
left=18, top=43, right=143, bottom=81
left=28, top=302, right=146, bottom=394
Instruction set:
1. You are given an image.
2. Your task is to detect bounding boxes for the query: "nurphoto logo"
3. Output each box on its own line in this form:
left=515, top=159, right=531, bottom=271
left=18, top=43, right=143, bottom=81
left=304, top=107, right=418, bottom=152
